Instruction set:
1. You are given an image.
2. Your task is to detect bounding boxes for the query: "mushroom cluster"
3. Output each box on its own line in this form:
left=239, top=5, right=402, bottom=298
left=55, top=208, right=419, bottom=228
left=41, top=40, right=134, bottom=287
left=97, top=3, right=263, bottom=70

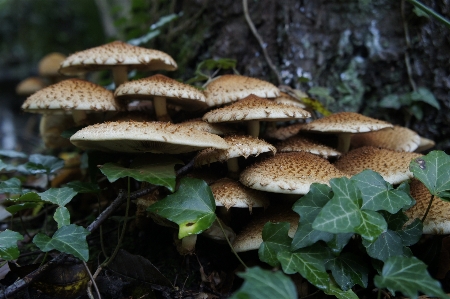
left=19, top=40, right=437, bottom=254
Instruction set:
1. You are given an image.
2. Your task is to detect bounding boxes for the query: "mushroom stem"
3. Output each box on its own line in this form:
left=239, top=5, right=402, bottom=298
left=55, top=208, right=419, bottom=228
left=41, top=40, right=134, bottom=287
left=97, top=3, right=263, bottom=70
left=337, top=132, right=352, bottom=153
left=227, top=158, right=240, bottom=179
left=247, top=120, right=260, bottom=137
left=112, top=65, right=129, bottom=87
left=153, top=96, right=171, bottom=122
left=72, top=110, right=88, bottom=126
left=181, top=234, right=197, bottom=252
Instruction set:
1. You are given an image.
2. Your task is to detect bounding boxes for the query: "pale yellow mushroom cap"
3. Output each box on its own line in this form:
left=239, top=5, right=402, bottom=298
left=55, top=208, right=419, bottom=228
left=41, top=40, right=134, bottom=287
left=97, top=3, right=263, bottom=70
left=16, top=77, right=47, bottom=96
left=404, top=178, right=450, bottom=234
left=38, top=52, right=67, bottom=77
left=240, top=152, right=347, bottom=194
left=204, top=74, right=280, bottom=107
left=59, top=41, right=177, bottom=75
left=70, top=120, right=229, bottom=154
left=334, top=146, right=423, bottom=184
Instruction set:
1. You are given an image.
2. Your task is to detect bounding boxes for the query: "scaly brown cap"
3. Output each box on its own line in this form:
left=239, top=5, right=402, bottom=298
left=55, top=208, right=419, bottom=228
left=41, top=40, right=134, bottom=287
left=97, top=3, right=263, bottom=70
left=240, top=152, right=347, bottom=194
left=204, top=74, right=280, bottom=107
left=404, top=178, right=450, bottom=234
left=59, top=41, right=177, bottom=75
left=178, top=118, right=237, bottom=136
left=351, top=126, right=421, bottom=152
left=265, top=123, right=305, bottom=140
left=334, top=146, right=422, bottom=184
left=274, top=92, right=306, bottom=109
left=70, top=120, right=229, bottom=154
left=210, top=178, right=269, bottom=211
left=276, top=136, right=341, bottom=158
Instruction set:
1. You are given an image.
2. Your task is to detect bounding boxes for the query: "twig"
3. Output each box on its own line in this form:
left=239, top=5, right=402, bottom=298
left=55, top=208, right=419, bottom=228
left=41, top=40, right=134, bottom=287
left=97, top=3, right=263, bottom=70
left=421, top=194, right=435, bottom=223
left=242, top=0, right=282, bottom=85
left=401, top=0, right=417, bottom=92
left=84, top=261, right=101, bottom=299
left=405, top=0, right=450, bottom=28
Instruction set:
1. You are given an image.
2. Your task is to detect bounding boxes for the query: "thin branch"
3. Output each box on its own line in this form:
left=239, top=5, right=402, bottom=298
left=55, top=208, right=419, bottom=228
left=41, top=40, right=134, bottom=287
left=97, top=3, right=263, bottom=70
left=242, top=0, right=282, bottom=85
left=401, top=0, right=417, bottom=91
left=405, top=0, right=450, bottom=29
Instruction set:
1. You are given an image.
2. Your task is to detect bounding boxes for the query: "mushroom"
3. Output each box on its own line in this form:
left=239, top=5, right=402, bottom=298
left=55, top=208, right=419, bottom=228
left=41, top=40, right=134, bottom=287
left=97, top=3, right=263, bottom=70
left=276, top=135, right=341, bottom=159
left=59, top=41, right=177, bottom=87
left=203, top=74, right=280, bottom=107
left=274, top=92, right=307, bottom=109
left=21, top=79, right=121, bottom=125
left=178, top=118, right=238, bottom=136
left=16, top=77, right=47, bottom=96
left=114, top=74, right=207, bottom=122
left=70, top=120, right=229, bottom=154
left=195, top=135, right=276, bottom=179
left=203, top=94, right=311, bottom=137
left=264, top=122, right=305, bottom=140
left=350, top=125, right=421, bottom=152
left=301, top=112, right=393, bottom=153
left=404, top=178, right=450, bottom=234
left=333, top=146, right=423, bottom=185
left=240, top=152, right=348, bottom=195
left=38, top=52, right=67, bottom=83
left=416, top=136, right=436, bottom=153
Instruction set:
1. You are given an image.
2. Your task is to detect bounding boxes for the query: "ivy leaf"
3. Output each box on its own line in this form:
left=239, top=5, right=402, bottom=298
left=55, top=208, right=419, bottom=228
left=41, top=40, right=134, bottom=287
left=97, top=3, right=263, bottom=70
left=147, top=178, right=216, bottom=238
left=0, top=149, right=27, bottom=159
left=259, top=222, right=292, bottom=267
left=230, top=267, right=297, bottom=299
left=351, top=170, right=412, bottom=213
left=277, top=244, right=332, bottom=291
left=326, top=233, right=354, bottom=254
left=354, top=210, right=387, bottom=241
left=379, top=94, right=401, bottom=109
left=325, top=253, right=368, bottom=291
left=0, top=229, right=24, bottom=260
left=63, top=181, right=101, bottom=193
left=397, top=219, right=423, bottom=246
left=6, top=202, right=41, bottom=214
left=25, top=154, right=64, bottom=174
left=313, top=178, right=362, bottom=233
left=39, top=187, right=78, bottom=207
left=0, top=178, right=22, bottom=194
left=413, top=87, right=440, bottom=110
left=33, top=224, right=90, bottom=262
left=374, top=256, right=449, bottom=299
left=410, top=151, right=450, bottom=200
left=99, top=155, right=183, bottom=192
left=380, top=210, right=409, bottom=231
left=54, top=207, right=70, bottom=228
left=292, top=183, right=334, bottom=249
left=362, top=230, right=404, bottom=262
left=324, top=278, right=360, bottom=299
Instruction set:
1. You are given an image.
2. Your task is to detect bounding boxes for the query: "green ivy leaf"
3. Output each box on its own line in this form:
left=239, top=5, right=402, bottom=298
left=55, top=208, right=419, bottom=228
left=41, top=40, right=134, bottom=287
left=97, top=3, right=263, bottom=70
left=230, top=267, right=297, bottom=299
left=397, top=219, right=423, bottom=246
left=147, top=178, right=216, bottom=238
left=54, top=207, right=70, bottom=228
left=25, top=154, right=64, bottom=174
left=291, top=222, right=334, bottom=251
left=0, top=229, right=24, bottom=260
left=380, top=210, right=409, bottom=231
left=277, top=244, right=332, bottom=291
left=33, top=224, right=90, bottom=262
left=324, top=278, right=359, bottom=299
left=362, top=230, right=404, bottom=262
left=6, top=202, right=41, bottom=214
left=354, top=210, right=387, bottom=241
left=410, top=151, right=450, bottom=200
left=379, top=94, right=401, bottom=109
left=0, top=149, right=27, bottom=158
left=351, top=170, right=412, bottom=213
left=413, top=87, right=440, bottom=110
left=0, top=178, right=22, bottom=194
left=325, top=253, right=368, bottom=291
left=374, top=256, right=449, bottom=299
left=39, top=187, right=78, bottom=207
left=99, top=155, right=183, bottom=192
left=326, top=233, right=354, bottom=254
left=313, top=178, right=362, bottom=234
left=259, top=222, right=292, bottom=267
left=63, top=181, right=101, bottom=193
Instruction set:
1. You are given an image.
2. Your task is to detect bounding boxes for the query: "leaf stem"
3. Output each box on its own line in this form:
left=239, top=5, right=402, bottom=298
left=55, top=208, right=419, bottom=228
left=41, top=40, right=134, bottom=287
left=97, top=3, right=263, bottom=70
left=421, top=194, right=435, bottom=223
left=405, top=0, right=450, bottom=29
left=216, top=217, right=248, bottom=269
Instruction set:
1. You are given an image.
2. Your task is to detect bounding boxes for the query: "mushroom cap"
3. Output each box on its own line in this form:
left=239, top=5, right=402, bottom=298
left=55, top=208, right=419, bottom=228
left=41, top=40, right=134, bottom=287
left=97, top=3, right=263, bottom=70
left=276, top=136, right=341, bottom=158
left=416, top=136, right=436, bottom=152
left=204, top=74, right=280, bottom=107
left=351, top=125, right=421, bottom=152
left=265, top=123, right=305, bottom=140
left=404, top=178, right=450, bottom=234
left=203, top=94, right=311, bottom=123
left=21, top=79, right=120, bottom=114
left=178, top=118, right=237, bottom=136
left=274, top=92, right=307, bottom=109
left=59, top=41, right=177, bottom=75
left=16, top=77, right=47, bottom=96
left=70, top=120, right=229, bottom=154
left=233, top=208, right=299, bottom=252
left=333, top=146, right=423, bottom=184
left=240, top=152, right=348, bottom=194
left=114, top=74, right=206, bottom=110
left=301, top=112, right=393, bottom=133
left=195, top=135, right=276, bottom=166
left=39, top=114, right=75, bottom=149
left=38, top=52, right=67, bottom=77
left=210, top=178, right=270, bottom=211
